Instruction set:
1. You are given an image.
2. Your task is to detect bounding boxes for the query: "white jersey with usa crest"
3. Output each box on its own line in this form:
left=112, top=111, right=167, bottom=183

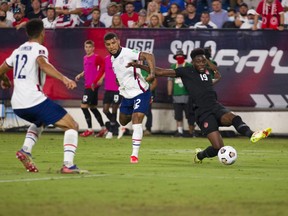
left=5, top=41, right=48, bottom=109
left=111, top=47, right=149, bottom=99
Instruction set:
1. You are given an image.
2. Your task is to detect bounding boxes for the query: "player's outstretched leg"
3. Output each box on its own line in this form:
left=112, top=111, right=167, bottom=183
left=250, top=128, right=272, bottom=143
left=61, top=129, right=88, bottom=174
left=117, top=127, right=126, bottom=139
left=130, top=124, right=143, bottom=164
left=16, top=124, right=42, bottom=172
left=16, top=150, right=39, bottom=172
left=194, top=148, right=203, bottom=164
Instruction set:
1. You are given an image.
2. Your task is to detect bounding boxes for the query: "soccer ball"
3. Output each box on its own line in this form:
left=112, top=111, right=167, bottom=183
left=218, top=146, right=237, bottom=165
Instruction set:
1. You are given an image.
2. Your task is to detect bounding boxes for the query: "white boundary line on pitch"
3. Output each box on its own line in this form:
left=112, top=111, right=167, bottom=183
left=0, top=174, right=108, bottom=183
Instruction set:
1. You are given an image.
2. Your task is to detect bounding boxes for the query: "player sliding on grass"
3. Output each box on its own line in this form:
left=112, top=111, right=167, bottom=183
left=103, top=32, right=156, bottom=164
left=128, top=48, right=271, bottom=164
left=0, top=19, right=87, bottom=174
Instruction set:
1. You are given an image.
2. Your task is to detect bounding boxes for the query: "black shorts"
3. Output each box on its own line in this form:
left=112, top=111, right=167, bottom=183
left=173, top=103, right=189, bottom=121
left=82, top=88, right=98, bottom=105
left=103, top=90, right=122, bottom=105
left=196, top=103, right=230, bottom=135
left=188, top=98, right=196, bottom=125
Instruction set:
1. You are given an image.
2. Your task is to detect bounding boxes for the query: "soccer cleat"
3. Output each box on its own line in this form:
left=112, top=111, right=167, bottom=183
left=80, top=130, right=94, bottom=137
left=95, top=128, right=108, bottom=137
left=16, top=150, right=39, bottom=172
left=130, top=156, right=139, bottom=164
left=105, top=131, right=113, bottom=139
left=143, top=130, right=152, bottom=136
left=117, top=127, right=126, bottom=139
left=174, top=132, right=184, bottom=137
left=60, top=165, right=89, bottom=174
left=250, top=128, right=272, bottom=143
left=194, top=148, right=203, bottom=164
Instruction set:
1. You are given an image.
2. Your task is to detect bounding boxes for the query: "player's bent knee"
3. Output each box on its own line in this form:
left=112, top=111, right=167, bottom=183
left=55, top=114, right=79, bottom=131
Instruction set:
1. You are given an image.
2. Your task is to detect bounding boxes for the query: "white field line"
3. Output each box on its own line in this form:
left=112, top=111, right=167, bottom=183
left=0, top=174, right=108, bottom=183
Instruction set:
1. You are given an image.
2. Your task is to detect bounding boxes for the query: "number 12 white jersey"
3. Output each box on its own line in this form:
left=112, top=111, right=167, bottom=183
left=5, top=41, right=48, bottom=109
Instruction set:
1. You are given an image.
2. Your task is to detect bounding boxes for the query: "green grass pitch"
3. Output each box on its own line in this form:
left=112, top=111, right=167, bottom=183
left=0, top=132, right=287, bottom=216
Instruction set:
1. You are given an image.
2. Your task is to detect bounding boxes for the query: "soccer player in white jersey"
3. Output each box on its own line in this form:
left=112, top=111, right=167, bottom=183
left=103, top=32, right=156, bottom=164
left=0, top=19, right=87, bottom=174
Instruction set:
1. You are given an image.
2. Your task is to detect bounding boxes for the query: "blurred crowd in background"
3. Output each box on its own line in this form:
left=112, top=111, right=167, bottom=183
left=0, top=0, right=287, bottom=30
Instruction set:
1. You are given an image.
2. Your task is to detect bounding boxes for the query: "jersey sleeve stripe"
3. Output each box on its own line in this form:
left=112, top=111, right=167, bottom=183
left=134, top=67, right=146, bottom=93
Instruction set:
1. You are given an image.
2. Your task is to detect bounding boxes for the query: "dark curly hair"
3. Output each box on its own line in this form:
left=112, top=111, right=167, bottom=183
left=190, top=48, right=205, bottom=60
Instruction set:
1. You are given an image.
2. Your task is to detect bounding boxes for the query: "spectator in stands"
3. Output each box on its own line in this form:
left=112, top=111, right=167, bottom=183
left=244, top=0, right=262, bottom=10
left=100, top=2, right=119, bottom=27
left=172, top=13, right=188, bottom=28
left=121, top=2, right=138, bottom=28
left=163, top=3, right=181, bottom=28
left=110, top=13, right=125, bottom=28
left=125, top=0, right=144, bottom=12
left=42, top=4, right=56, bottom=28
left=80, top=0, right=99, bottom=21
left=235, top=2, right=249, bottom=27
left=154, top=0, right=169, bottom=16
left=26, top=0, right=46, bottom=19
left=231, top=0, right=244, bottom=11
left=99, top=0, right=110, bottom=14
left=184, top=3, right=200, bottom=28
left=209, top=0, right=228, bottom=28
left=148, top=14, right=164, bottom=28
left=170, top=0, right=185, bottom=11
left=0, top=0, right=14, bottom=22
left=133, top=8, right=148, bottom=28
left=12, top=7, right=29, bottom=29
left=55, top=0, right=82, bottom=28
left=0, top=9, right=12, bottom=27
left=167, top=49, right=194, bottom=137
left=222, top=8, right=239, bottom=28
left=193, top=11, right=217, bottom=28
left=253, top=0, right=284, bottom=30
left=146, top=1, right=164, bottom=25
left=22, top=0, right=48, bottom=17
left=240, top=9, right=261, bottom=29
left=40, top=0, right=49, bottom=15
left=282, top=0, right=288, bottom=26
left=81, top=8, right=105, bottom=27
left=21, top=0, right=33, bottom=16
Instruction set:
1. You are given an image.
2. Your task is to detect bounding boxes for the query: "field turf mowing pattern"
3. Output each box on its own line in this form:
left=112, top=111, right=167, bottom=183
left=0, top=132, right=287, bottom=216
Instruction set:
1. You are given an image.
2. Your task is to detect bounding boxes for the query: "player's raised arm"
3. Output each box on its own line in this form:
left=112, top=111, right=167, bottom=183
left=205, top=56, right=221, bottom=85
left=139, top=52, right=156, bottom=79
left=212, top=69, right=221, bottom=85
left=127, top=62, right=176, bottom=77
left=37, top=56, right=77, bottom=89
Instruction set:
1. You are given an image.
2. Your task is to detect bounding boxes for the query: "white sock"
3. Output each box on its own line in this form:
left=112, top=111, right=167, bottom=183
left=178, top=126, right=183, bottom=134
left=131, top=124, right=143, bottom=157
left=22, top=124, right=43, bottom=154
left=63, top=129, right=78, bottom=168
